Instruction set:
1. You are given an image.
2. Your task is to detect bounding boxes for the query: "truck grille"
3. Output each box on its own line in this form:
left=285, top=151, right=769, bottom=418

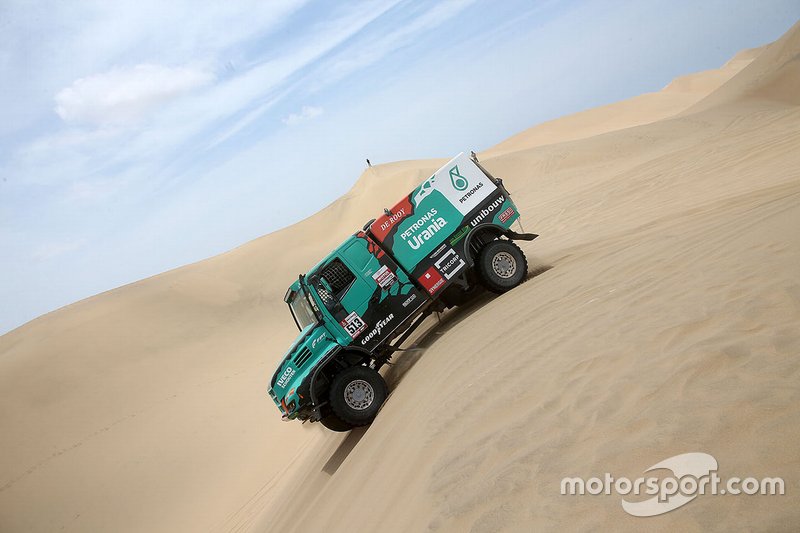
left=294, top=347, right=313, bottom=367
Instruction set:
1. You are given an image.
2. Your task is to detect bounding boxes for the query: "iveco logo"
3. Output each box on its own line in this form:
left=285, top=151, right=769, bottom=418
left=276, top=367, right=296, bottom=388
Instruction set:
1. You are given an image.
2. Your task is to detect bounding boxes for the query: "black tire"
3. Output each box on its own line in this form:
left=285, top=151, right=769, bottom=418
left=329, top=366, right=388, bottom=427
left=476, top=240, right=528, bottom=293
left=319, top=414, right=354, bottom=432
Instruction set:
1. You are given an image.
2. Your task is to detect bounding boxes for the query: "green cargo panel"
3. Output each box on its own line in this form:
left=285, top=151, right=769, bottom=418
left=369, top=153, right=497, bottom=268
left=369, top=152, right=521, bottom=296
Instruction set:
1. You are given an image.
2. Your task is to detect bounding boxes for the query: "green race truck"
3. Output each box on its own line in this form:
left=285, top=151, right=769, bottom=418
left=268, top=152, right=538, bottom=431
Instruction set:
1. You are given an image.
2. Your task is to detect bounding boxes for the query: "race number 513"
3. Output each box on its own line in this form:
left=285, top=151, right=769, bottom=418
left=340, top=311, right=367, bottom=339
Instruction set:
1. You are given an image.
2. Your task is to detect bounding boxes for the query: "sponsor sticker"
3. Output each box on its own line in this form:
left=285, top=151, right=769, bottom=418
left=399, top=208, right=449, bottom=252
left=449, top=165, right=469, bottom=191
left=434, top=248, right=465, bottom=280
left=499, top=206, right=515, bottom=223
left=469, top=194, right=506, bottom=227
left=371, top=265, right=397, bottom=289
left=429, top=242, right=448, bottom=258
left=340, top=311, right=367, bottom=339
left=370, top=198, right=413, bottom=241
left=360, top=314, right=394, bottom=345
left=449, top=225, right=470, bottom=246
left=311, top=332, right=326, bottom=349
left=418, top=267, right=446, bottom=295
left=412, top=153, right=496, bottom=216
left=402, top=293, right=418, bottom=307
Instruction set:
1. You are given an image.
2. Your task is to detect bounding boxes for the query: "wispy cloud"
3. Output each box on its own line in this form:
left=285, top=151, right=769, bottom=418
left=308, top=0, right=477, bottom=89
left=55, top=64, right=215, bottom=125
left=6, top=1, right=404, bottom=191
left=282, top=105, right=324, bottom=125
left=0, top=1, right=306, bottom=136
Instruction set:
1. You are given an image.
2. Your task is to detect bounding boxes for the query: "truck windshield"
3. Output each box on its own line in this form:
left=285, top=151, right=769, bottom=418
left=288, top=291, right=318, bottom=331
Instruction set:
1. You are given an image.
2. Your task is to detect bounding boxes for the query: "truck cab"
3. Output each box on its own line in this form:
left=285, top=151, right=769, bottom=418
left=269, top=232, right=428, bottom=429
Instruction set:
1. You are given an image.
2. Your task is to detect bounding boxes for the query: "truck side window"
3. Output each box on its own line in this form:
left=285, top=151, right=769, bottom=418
left=316, top=258, right=355, bottom=308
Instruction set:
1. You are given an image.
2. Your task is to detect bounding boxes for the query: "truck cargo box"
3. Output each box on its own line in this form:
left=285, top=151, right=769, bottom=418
left=368, top=152, right=521, bottom=296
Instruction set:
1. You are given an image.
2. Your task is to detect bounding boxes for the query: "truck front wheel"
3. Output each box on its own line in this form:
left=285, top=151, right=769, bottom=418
left=477, top=240, right=528, bottom=293
left=329, top=366, right=388, bottom=427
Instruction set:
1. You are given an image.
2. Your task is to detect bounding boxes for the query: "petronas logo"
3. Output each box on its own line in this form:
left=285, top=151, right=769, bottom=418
left=449, top=165, right=469, bottom=191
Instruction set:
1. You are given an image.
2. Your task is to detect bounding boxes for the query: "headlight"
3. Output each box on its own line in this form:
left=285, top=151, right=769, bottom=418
left=281, top=397, right=297, bottom=414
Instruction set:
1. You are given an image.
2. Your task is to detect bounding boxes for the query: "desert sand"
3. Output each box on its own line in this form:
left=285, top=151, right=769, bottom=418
left=2, top=21, right=799, bottom=533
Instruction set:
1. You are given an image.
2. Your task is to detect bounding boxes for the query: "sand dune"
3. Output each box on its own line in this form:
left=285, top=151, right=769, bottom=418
left=686, top=21, right=800, bottom=112
left=2, top=21, right=800, bottom=533
left=481, top=44, right=762, bottom=159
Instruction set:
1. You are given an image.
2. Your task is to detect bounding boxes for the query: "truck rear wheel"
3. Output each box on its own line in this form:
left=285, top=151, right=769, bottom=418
left=329, top=366, right=388, bottom=427
left=477, top=240, right=528, bottom=293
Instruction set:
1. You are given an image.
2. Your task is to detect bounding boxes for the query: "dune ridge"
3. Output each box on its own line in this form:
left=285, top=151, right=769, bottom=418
left=2, top=21, right=800, bottom=532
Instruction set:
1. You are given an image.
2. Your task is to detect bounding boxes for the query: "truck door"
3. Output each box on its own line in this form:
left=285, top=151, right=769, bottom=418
left=312, top=234, right=426, bottom=352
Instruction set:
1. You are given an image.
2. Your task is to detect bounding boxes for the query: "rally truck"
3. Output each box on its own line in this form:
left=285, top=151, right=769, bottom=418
left=268, top=152, right=538, bottom=431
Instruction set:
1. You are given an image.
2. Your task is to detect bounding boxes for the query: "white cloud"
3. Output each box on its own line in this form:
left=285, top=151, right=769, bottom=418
left=55, top=64, right=215, bottom=125
left=282, top=105, right=324, bottom=126
left=0, top=1, right=306, bottom=134
left=18, top=1, right=401, bottom=188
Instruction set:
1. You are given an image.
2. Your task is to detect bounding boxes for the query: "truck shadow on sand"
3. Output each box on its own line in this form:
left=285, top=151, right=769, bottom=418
left=322, top=426, right=369, bottom=475
left=384, top=261, right=553, bottom=389
left=321, top=262, right=552, bottom=476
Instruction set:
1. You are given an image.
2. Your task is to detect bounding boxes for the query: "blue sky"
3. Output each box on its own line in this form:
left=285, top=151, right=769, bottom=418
left=1, top=0, right=798, bottom=334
